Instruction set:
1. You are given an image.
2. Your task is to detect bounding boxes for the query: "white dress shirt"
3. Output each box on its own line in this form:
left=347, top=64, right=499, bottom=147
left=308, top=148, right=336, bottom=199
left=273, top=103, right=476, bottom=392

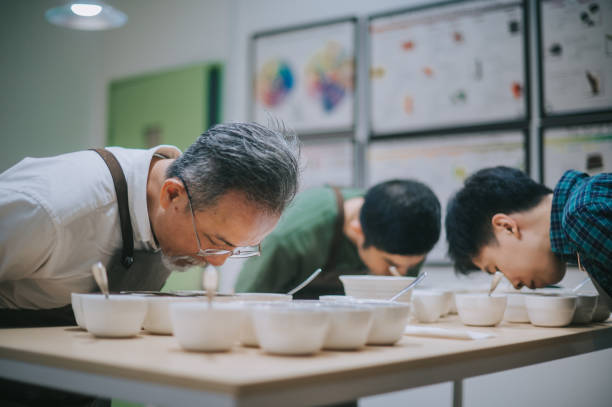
left=0, top=145, right=181, bottom=309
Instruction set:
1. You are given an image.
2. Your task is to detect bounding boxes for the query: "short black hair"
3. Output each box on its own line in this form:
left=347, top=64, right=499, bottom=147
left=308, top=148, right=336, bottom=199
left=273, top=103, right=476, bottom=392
left=445, top=166, right=552, bottom=273
left=360, top=179, right=441, bottom=255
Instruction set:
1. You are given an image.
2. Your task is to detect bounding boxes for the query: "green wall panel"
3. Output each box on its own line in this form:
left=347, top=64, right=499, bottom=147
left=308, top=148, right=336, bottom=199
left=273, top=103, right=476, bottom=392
left=108, top=63, right=222, bottom=151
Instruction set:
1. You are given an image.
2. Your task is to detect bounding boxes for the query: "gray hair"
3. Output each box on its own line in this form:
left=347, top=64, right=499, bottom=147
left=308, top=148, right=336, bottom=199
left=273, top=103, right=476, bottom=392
left=167, top=122, right=301, bottom=214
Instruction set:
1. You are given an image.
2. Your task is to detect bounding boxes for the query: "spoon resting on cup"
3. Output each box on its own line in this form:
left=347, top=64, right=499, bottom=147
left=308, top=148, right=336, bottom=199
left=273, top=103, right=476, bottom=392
left=287, top=268, right=322, bottom=296
left=388, top=271, right=428, bottom=302
left=488, top=271, right=503, bottom=296
left=91, top=261, right=110, bottom=299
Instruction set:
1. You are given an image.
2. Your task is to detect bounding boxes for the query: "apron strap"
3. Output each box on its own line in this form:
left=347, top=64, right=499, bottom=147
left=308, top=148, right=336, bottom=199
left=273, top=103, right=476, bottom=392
left=90, top=148, right=134, bottom=268
left=323, top=186, right=345, bottom=273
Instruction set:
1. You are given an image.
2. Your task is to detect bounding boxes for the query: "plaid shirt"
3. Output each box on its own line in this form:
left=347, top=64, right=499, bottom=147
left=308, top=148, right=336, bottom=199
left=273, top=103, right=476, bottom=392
left=550, top=170, right=612, bottom=297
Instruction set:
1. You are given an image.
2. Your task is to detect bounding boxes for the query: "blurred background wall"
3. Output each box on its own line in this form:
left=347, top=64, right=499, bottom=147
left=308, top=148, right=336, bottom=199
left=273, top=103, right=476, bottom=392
left=0, top=1, right=610, bottom=406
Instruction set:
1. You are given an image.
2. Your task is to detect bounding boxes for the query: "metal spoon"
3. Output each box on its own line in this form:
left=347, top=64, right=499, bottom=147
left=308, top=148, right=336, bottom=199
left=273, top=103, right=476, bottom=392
left=488, top=271, right=503, bottom=296
left=203, top=266, right=219, bottom=305
left=389, top=271, right=428, bottom=302
left=388, top=265, right=401, bottom=277
left=572, top=277, right=591, bottom=293
left=287, top=268, right=322, bottom=296
left=91, top=261, right=110, bottom=299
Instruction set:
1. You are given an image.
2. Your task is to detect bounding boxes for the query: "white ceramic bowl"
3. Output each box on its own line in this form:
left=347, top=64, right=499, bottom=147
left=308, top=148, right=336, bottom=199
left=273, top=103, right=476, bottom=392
left=504, top=293, right=530, bottom=323
left=321, top=304, right=374, bottom=350
left=411, top=290, right=447, bottom=323
left=170, top=302, right=245, bottom=352
left=231, top=293, right=293, bottom=302
left=592, top=298, right=611, bottom=322
left=449, top=289, right=489, bottom=314
left=356, top=300, right=411, bottom=345
left=572, top=294, right=598, bottom=324
left=71, top=292, right=88, bottom=330
left=319, top=295, right=354, bottom=302
left=142, top=296, right=200, bottom=335
left=252, top=304, right=330, bottom=355
left=339, top=275, right=417, bottom=303
left=525, top=294, right=577, bottom=327
left=455, top=294, right=507, bottom=326
left=81, top=294, right=147, bottom=338
left=238, top=301, right=295, bottom=347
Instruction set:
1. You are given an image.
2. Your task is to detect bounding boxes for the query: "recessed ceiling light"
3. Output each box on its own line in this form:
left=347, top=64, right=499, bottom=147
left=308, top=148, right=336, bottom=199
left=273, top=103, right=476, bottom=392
left=45, top=1, right=127, bottom=31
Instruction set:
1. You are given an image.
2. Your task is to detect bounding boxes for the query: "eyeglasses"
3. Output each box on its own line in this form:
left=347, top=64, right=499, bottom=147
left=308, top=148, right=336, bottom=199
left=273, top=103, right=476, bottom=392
left=177, top=175, right=261, bottom=258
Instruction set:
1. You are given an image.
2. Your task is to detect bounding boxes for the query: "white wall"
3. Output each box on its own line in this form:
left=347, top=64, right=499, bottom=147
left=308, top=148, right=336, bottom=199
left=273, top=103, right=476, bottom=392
left=0, top=1, right=610, bottom=406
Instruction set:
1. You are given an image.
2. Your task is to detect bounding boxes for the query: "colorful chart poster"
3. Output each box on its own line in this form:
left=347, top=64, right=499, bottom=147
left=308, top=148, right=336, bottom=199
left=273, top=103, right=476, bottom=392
left=367, top=131, right=526, bottom=263
left=252, top=20, right=355, bottom=134
left=369, top=0, right=527, bottom=135
left=300, top=138, right=354, bottom=191
left=540, top=0, right=612, bottom=115
left=543, top=123, right=612, bottom=187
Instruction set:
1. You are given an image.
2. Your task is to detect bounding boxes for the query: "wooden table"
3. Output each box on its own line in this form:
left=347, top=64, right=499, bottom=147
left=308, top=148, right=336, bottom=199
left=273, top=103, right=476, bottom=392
left=1, top=316, right=611, bottom=407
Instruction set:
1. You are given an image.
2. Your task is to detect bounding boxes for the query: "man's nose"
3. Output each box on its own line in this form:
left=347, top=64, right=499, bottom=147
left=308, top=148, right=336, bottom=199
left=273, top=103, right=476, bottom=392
left=205, top=255, right=230, bottom=267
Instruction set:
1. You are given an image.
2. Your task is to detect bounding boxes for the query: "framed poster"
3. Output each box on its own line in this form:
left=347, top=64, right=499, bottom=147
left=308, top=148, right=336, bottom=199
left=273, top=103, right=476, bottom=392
left=541, top=121, right=612, bottom=187
left=369, top=0, right=528, bottom=136
left=538, top=0, right=612, bottom=117
left=367, top=130, right=527, bottom=263
left=300, top=137, right=354, bottom=191
left=251, top=18, right=356, bottom=135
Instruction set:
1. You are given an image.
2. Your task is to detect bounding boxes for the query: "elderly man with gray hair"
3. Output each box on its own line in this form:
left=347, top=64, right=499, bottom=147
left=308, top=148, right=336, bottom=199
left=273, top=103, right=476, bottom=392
left=0, top=122, right=301, bottom=327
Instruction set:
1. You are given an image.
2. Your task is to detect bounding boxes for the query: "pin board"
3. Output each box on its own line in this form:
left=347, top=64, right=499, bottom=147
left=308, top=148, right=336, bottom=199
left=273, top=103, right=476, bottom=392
left=251, top=18, right=357, bottom=135
left=542, top=121, right=612, bottom=187
left=539, top=0, right=612, bottom=117
left=369, top=0, right=528, bottom=136
left=367, top=130, right=527, bottom=263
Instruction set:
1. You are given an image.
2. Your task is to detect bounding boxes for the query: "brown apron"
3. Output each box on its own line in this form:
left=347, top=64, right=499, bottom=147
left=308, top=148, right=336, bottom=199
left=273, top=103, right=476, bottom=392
left=0, top=148, right=171, bottom=327
left=293, top=186, right=349, bottom=300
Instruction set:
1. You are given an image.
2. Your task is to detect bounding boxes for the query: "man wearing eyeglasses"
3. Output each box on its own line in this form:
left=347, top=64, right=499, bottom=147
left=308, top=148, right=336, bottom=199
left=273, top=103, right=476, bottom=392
left=0, top=122, right=300, bottom=324
left=235, top=179, right=441, bottom=299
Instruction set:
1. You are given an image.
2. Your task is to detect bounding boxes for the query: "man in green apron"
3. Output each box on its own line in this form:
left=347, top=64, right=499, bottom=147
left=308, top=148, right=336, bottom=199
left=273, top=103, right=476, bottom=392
left=235, top=179, right=441, bottom=299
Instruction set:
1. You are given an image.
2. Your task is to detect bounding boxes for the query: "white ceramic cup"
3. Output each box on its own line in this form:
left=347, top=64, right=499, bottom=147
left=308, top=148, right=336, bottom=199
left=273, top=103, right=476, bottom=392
left=455, top=293, right=507, bottom=327
left=81, top=294, right=147, bottom=338
left=339, top=275, right=417, bottom=303
left=591, top=298, right=611, bottom=322
left=251, top=304, right=330, bottom=355
left=411, top=290, right=446, bottom=323
left=71, top=292, right=88, bottom=330
left=571, top=294, right=598, bottom=324
left=170, top=302, right=245, bottom=352
left=525, top=294, right=577, bottom=327
left=321, top=304, right=374, bottom=350
left=355, top=300, right=411, bottom=345
left=504, top=293, right=530, bottom=323
left=142, top=296, right=200, bottom=335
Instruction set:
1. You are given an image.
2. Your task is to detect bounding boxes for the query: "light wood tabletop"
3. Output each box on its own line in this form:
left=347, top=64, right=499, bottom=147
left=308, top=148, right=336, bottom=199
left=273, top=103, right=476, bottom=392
left=1, top=316, right=611, bottom=406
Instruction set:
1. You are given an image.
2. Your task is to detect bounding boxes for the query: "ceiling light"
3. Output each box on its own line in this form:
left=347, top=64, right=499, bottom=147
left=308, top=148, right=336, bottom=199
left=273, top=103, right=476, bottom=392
left=45, top=1, right=127, bottom=31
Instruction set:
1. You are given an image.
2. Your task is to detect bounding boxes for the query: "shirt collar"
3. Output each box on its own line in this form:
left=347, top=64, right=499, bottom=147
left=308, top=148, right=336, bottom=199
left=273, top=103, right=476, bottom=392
left=549, top=170, right=588, bottom=261
left=110, top=145, right=181, bottom=252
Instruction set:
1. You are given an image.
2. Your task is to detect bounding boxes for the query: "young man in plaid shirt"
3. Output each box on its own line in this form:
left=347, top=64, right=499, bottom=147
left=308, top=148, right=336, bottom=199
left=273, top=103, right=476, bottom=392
left=445, top=166, right=611, bottom=307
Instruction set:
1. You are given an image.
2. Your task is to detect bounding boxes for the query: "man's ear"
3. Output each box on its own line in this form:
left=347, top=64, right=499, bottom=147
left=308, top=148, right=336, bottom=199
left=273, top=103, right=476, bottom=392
left=348, top=218, right=365, bottom=245
left=159, top=178, right=185, bottom=210
left=491, top=214, right=521, bottom=239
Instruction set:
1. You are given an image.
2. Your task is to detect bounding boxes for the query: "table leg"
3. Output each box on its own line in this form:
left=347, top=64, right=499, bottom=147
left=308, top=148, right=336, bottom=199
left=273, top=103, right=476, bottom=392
left=452, top=379, right=463, bottom=407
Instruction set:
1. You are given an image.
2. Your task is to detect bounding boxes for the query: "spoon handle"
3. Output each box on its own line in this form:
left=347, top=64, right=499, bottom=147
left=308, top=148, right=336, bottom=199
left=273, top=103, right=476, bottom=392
left=389, top=271, right=428, bottom=302
left=572, top=277, right=591, bottom=293
left=287, top=268, right=322, bottom=296
left=91, top=261, right=110, bottom=299
left=204, top=266, right=219, bottom=305
left=488, top=272, right=503, bottom=296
